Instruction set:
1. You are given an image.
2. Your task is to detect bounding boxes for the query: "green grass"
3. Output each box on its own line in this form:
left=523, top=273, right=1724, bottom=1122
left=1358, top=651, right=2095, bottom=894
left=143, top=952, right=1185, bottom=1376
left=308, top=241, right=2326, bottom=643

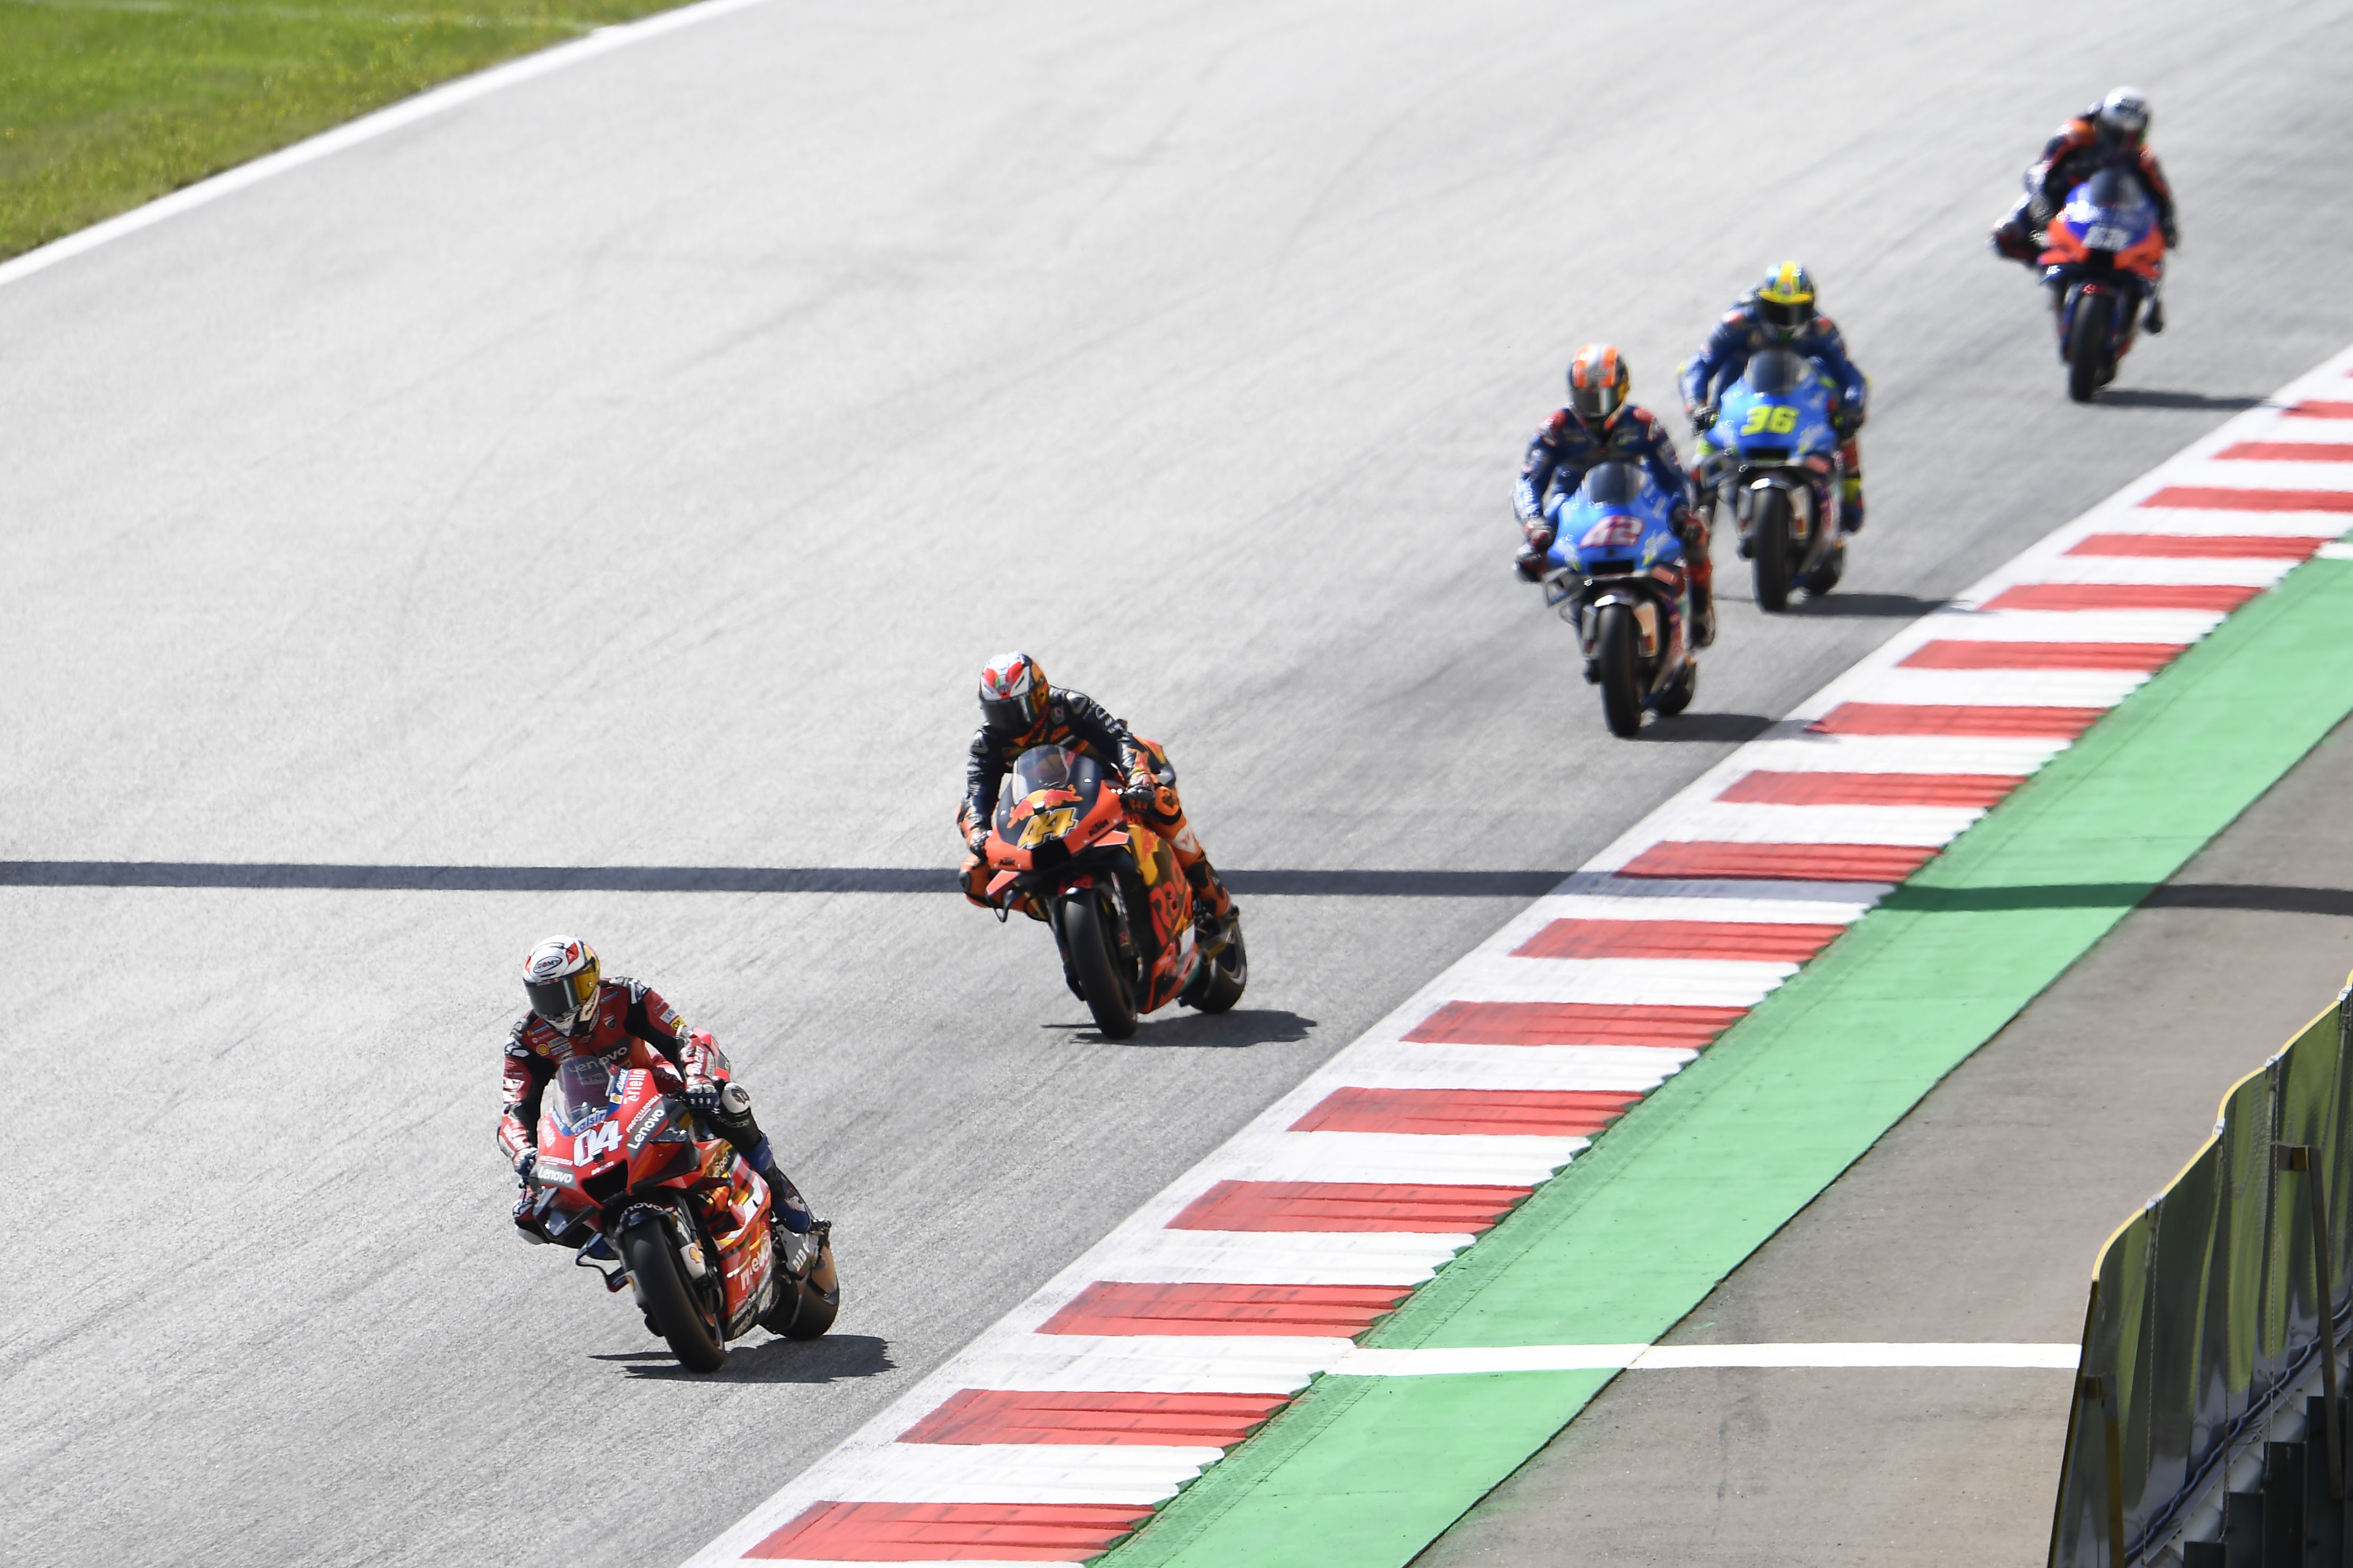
left=0, top=0, right=688, bottom=260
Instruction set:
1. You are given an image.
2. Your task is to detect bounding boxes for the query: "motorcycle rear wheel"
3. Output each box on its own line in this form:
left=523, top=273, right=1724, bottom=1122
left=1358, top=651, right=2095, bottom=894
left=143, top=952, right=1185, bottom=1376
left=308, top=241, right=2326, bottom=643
left=1594, top=603, right=1642, bottom=739
left=622, top=1217, right=726, bottom=1373
left=762, top=1233, right=841, bottom=1341
left=2067, top=293, right=2110, bottom=404
left=1750, top=489, right=1792, bottom=613
left=1063, top=892, right=1138, bottom=1038
left=1187, top=919, right=1247, bottom=1013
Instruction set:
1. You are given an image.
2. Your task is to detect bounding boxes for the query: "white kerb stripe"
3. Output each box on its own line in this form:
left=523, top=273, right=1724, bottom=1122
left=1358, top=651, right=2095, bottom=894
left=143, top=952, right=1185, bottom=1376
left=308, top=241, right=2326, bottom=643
left=1328, top=1343, right=2081, bottom=1374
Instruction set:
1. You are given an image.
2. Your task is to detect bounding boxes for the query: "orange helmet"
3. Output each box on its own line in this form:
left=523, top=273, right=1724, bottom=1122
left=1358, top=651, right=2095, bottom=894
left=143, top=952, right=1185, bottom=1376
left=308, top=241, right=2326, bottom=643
left=978, top=651, right=1050, bottom=740
left=1567, top=344, right=1631, bottom=430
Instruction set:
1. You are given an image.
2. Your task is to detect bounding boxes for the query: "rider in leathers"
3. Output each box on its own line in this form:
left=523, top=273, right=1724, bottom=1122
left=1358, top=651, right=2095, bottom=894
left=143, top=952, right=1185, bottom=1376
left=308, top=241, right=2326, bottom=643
left=957, top=652, right=1237, bottom=951
left=1515, top=343, right=1715, bottom=647
left=1679, top=262, right=1872, bottom=532
left=1990, top=86, right=2177, bottom=333
left=498, top=935, right=823, bottom=1274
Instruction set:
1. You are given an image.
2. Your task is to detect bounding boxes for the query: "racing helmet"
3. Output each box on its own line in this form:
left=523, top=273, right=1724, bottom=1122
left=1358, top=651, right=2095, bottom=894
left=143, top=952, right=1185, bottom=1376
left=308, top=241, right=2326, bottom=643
left=1566, top=344, right=1631, bottom=430
left=523, top=935, right=601, bottom=1035
left=978, top=651, right=1050, bottom=740
left=2095, top=86, right=2150, bottom=147
left=1754, top=262, right=1818, bottom=336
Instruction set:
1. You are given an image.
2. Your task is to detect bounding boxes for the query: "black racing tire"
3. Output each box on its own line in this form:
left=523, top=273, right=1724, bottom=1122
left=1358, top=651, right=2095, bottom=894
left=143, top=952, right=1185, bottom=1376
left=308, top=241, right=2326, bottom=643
left=1063, top=892, right=1138, bottom=1038
left=763, top=1234, right=841, bottom=1341
left=2067, top=291, right=2110, bottom=404
left=621, top=1216, right=726, bottom=1373
left=1654, top=656, right=1697, bottom=717
left=1594, top=603, right=1642, bottom=739
left=1750, top=488, right=1792, bottom=613
left=1194, top=919, right=1248, bottom=1013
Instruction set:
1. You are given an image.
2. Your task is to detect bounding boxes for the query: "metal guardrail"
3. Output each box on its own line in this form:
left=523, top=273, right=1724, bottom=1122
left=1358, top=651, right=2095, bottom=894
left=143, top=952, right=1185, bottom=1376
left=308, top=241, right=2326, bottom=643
left=2050, top=980, right=2353, bottom=1568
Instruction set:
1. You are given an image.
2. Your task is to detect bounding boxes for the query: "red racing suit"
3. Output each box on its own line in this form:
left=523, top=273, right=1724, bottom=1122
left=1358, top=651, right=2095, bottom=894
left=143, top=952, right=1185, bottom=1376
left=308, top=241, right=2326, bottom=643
left=497, top=977, right=729, bottom=1166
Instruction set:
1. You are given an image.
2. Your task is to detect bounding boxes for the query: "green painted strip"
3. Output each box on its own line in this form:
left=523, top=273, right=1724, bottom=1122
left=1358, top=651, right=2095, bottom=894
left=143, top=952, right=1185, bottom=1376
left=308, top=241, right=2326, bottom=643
left=1099, top=555, right=2353, bottom=1568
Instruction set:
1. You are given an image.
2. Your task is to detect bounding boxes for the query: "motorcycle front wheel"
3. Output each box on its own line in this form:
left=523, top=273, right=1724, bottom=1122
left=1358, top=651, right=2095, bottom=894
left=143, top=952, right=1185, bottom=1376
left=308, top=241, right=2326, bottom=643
left=622, top=1217, right=726, bottom=1373
left=2067, top=291, right=2110, bottom=404
left=1594, top=603, right=1643, bottom=739
left=1750, top=489, right=1792, bottom=613
left=1063, top=891, right=1139, bottom=1038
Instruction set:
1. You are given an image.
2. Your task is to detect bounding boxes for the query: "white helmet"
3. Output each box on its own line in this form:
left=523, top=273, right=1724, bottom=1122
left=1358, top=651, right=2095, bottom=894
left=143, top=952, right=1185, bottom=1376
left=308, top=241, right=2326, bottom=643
left=522, top=935, right=601, bottom=1034
left=2095, top=87, right=2150, bottom=146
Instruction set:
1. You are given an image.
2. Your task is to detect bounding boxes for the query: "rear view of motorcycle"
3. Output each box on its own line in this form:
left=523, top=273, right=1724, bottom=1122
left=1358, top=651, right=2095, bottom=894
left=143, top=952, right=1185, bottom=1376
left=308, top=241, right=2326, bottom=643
left=517, top=1055, right=840, bottom=1371
left=2038, top=168, right=2167, bottom=402
left=978, top=744, right=1246, bottom=1038
left=1540, top=459, right=1698, bottom=738
left=1698, top=348, right=1850, bottom=610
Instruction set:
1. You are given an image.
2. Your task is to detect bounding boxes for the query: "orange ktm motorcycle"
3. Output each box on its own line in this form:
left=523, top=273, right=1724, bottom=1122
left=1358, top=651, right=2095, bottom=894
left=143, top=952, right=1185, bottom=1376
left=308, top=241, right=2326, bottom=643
left=980, top=743, right=1247, bottom=1038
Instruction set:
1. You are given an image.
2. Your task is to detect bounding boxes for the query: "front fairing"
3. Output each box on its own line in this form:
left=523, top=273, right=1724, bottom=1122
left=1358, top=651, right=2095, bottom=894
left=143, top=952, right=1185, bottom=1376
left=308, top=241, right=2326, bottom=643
left=1716, top=372, right=1836, bottom=465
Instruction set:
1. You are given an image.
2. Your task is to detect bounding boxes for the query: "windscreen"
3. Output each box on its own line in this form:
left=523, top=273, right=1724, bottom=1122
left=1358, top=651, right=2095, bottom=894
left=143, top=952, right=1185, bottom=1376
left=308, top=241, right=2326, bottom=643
left=2083, top=167, right=2147, bottom=212
left=1578, top=461, right=1642, bottom=508
left=1745, top=349, right=1809, bottom=397
left=1010, top=745, right=1104, bottom=799
left=549, top=1056, right=618, bottom=1137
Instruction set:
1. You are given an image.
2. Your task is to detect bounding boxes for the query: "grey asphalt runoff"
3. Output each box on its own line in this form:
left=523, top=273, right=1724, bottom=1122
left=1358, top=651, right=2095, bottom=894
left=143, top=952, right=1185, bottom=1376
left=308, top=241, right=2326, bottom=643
left=3, top=2, right=2351, bottom=1565
left=1415, top=718, right=2353, bottom=1568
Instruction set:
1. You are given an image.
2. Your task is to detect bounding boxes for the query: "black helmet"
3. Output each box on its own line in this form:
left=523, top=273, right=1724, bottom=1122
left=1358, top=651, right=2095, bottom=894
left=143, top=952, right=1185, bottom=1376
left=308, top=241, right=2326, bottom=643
left=1566, top=344, right=1631, bottom=430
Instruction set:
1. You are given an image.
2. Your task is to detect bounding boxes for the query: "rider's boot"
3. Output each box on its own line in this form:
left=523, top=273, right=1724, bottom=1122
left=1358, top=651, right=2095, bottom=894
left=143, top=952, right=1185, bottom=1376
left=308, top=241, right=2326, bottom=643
left=747, top=1137, right=824, bottom=1277
left=1185, top=862, right=1238, bottom=956
left=1688, top=555, right=1718, bottom=649
left=2146, top=295, right=2166, bottom=334
left=1839, top=441, right=1866, bottom=533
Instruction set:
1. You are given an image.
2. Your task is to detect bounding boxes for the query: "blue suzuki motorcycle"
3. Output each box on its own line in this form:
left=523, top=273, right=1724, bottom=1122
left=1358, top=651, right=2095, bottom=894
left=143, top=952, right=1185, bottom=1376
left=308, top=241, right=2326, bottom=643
left=1540, top=459, right=1698, bottom=738
left=1696, top=347, right=1848, bottom=612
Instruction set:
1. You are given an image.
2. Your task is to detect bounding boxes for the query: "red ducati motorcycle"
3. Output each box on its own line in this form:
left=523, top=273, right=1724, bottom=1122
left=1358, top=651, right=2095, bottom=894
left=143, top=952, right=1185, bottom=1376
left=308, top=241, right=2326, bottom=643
left=981, top=743, right=1247, bottom=1038
left=519, top=1050, right=838, bottom=1371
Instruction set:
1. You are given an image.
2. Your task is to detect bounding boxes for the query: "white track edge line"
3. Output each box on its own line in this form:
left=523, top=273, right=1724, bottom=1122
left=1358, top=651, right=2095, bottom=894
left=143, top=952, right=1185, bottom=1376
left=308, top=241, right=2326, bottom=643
left=0, top=0, right=775, bottom=293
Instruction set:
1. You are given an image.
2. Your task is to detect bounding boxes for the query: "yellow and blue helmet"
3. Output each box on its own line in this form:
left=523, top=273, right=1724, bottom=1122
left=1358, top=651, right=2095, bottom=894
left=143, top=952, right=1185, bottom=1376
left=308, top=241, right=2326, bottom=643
left=1755, top=261, right=1818, bottom=335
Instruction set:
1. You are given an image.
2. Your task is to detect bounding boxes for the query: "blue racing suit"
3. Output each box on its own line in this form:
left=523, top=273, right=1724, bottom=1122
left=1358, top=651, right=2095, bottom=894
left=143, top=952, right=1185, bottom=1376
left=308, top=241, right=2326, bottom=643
left=1679, top=296, right=1871, bottom=528
left=1513, top=404, right=1713, bottom=636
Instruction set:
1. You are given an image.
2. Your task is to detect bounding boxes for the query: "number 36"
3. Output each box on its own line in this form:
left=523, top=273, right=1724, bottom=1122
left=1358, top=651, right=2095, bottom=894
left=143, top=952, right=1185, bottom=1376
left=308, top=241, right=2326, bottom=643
left=1741, top=405, right=1800, bottom=436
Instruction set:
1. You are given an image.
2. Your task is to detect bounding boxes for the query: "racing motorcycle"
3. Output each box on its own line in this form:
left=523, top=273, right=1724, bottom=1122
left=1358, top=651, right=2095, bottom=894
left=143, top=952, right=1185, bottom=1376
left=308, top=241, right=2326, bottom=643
left=517, top=1050, right=839, bottom=1372
left=980, top=743, right=1246, bottom=1038
left=1541, top=459, right=1698, bottom=739
left=2039, top=167, right=2166, bottom=403
left=1696, top=347, right=1849, bottom=611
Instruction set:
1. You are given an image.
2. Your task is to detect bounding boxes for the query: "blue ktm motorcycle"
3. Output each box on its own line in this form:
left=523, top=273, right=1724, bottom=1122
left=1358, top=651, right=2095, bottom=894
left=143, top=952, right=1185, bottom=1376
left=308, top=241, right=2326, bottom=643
left=2038, top=167, right=2166, bottom=403
left=1541, top=459, right=1698, bottom=738
left=1696, top=347, right=1848, bottom=612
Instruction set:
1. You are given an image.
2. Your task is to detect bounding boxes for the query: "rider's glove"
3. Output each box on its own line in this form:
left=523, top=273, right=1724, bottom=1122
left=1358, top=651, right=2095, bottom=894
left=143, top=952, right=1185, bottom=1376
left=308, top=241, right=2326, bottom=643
left=512, top=1148, right=538, bottom=1187
left=1122, top=774, right=1158, bottom=815
left=1514, top=546, right=1549, bottom=582
left=1688, top=402, right=1716, bottom=432
left=683, top=1077, right=722, bottom=1114
left=965, top=822, right=989, bottom=855
left=2161, top=220, right=2181, bottom=250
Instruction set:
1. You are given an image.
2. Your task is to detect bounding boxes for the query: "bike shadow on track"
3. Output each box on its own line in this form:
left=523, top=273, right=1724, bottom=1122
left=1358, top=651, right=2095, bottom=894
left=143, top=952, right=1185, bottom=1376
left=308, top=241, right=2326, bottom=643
left=1043, top=1008, right=1318, bottom=1049
left=594, top=1333, right=895, bottom=1383
left=1788, top=591, right=1951, bottom=618
left=2094, top=388, right=2269, bottom=412
left=1636, top=712, right=1775, bottom=743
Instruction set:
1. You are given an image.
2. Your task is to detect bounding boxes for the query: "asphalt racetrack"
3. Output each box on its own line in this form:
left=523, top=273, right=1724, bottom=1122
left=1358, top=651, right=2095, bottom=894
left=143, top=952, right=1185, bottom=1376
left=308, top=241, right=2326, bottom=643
left=5, top=2, right=2353, bottom=1564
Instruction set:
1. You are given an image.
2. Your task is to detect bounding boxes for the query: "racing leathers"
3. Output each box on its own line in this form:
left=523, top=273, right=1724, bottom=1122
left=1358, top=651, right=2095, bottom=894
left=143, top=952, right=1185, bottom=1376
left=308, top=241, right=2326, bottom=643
left=1679, top=300, right=1872, bottom=532
left=1513, top=404, right=1715, bottom=645
left=498, top=978, right=817, bottom=1242
left=1991, top=111, right=2178, bottom=268
left=957, top=687, right=1235, bottom=938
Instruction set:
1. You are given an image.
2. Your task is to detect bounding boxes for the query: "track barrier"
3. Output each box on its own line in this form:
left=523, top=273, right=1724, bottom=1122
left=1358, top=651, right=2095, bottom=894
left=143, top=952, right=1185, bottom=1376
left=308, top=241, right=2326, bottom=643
left=2051, top=973, right=2353, bottom=1567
